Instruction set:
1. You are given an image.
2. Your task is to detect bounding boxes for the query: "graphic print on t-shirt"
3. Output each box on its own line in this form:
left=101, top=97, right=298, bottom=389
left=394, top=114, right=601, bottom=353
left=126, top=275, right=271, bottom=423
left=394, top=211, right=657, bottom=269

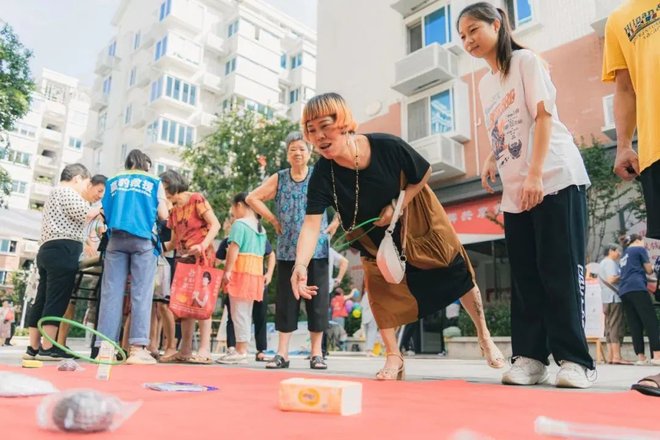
left=624, top=3, right=660, bottom=42
left=485, top=88, right=523, bottom=169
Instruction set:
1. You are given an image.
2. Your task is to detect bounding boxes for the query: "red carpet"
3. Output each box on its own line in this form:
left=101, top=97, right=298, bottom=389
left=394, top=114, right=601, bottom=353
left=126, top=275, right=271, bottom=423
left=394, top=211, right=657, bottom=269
left=0, top=364, right=657, bottom=439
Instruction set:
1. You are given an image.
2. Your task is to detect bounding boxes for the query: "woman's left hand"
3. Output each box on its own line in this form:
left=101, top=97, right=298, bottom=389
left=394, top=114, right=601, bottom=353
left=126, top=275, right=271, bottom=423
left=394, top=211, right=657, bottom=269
left=374, top=204, right=395, bottom=227
left=189, top=243, right=205, bottom=256
left=520, top=173, right=544, bottom=211
left=221, top=271, right=232, bottom=291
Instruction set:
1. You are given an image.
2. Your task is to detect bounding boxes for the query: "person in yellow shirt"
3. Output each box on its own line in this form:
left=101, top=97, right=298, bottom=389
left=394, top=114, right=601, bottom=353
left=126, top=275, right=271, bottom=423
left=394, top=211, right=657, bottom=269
left=602, top=0, right=660, bottom=398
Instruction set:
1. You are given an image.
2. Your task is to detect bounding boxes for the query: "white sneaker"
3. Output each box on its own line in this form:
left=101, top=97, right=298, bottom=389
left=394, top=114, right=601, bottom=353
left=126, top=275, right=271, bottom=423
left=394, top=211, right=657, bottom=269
left=216, top=347, right=236, bottom=362
left=216, top=352, right=248, bottom=364
left=555, top=361, right=596, bottom=389
left=501, top=356, right=549, bottom=385
left=126, top=347, right=157, bottom=365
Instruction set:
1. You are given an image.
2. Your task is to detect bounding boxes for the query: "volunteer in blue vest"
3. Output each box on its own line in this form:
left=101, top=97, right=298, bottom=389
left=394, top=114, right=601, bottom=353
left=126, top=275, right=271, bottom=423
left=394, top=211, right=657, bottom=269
left=95, top=149, right=169, bottom=365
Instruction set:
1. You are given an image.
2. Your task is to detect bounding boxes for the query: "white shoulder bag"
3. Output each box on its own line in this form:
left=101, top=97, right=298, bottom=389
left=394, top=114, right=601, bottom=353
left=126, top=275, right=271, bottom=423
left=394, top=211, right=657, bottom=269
left=376, top=190, right=406, bottom=284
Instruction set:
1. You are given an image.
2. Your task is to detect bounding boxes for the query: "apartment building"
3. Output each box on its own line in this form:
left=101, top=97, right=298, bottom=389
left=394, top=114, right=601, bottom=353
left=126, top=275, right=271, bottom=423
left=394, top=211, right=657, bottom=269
left=86, top=0, right=317, bottom=177
left=316, top=0, right=625, bottom=351
left=0, top=68, right=89, bottom=291
left=3, top=68, right=89, bottom=210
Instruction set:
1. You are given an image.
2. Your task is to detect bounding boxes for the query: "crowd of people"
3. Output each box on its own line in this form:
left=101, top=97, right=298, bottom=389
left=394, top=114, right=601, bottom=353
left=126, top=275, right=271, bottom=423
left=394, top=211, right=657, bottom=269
left=7, top=0, right=659, bottom=395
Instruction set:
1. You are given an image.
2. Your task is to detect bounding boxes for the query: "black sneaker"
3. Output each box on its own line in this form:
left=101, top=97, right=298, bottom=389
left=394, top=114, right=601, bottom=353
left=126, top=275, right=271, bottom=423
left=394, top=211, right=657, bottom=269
left=22, top=346, right=39, bottom=360
left=36, top=346, right=75, bottom=361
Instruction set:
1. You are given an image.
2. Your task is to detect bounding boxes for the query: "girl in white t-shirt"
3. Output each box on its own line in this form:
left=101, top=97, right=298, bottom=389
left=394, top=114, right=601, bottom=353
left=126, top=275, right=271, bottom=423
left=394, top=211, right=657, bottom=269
left=458, top=2, right=595, bottom=389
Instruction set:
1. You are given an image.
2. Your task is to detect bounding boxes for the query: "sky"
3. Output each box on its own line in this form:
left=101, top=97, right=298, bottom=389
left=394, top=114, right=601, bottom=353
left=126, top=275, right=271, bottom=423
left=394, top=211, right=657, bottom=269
left=0, top=0, right=317, bottom=86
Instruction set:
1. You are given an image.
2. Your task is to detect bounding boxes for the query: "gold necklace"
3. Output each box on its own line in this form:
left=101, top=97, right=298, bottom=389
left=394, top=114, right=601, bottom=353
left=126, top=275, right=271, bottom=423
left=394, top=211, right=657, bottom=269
left=330, top=135, right=359, bottom=233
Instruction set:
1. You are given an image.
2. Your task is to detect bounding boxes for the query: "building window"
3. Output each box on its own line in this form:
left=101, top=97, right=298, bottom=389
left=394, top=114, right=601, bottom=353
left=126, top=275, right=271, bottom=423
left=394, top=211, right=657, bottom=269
left=407, top=89, right=454, bottom=142
left=424, top=5, right=452, bottom=47
left=124, top=104, right=133, bottom=125
left=102, top=76, right=112, bottom=95
left=227, top=20, right=239, bottom=37
left=128, top=67, right=137, bottom=87
left=98, top=112, right=107, bottom=133
left=68, top=137, right=83, bottom=151
left=133, top=31, right=141, bottom=50
left=506, top=0, right=533, bottom=29
left=225, top=58, right=237, bottom=75
left=151, top=75, right=197, bottom=106
left=289, top=88, right=299, bottom=104
left=0, top=149, right=31, bottom=166
left=149, top=118, right=195, bottom=147
left=408, top=22, right=423, bottom=53
left=108, top=40, right=117, bottom=56
left=150, top=77, right=163, bottom=102
left=11, top=180, right=27, bottom=195
left=155, top=36, right=168, bottom=61
left=290, top=52, right=302, bottom=69
left=280, top=53, right=287, bottom=69
left=121, top=144, right=128, bottom=163
left=0, top=239, right=17, bottom=254
left=159, top=0, right=172, bottom=21
left=0, top=271, right=9, bottom=285
left=12, top=122, right=36, bottom=139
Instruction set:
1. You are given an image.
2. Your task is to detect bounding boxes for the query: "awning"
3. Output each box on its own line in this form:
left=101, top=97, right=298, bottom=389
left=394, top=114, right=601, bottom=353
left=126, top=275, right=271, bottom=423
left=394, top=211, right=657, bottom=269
left=444, top=195, right=504, bottom=245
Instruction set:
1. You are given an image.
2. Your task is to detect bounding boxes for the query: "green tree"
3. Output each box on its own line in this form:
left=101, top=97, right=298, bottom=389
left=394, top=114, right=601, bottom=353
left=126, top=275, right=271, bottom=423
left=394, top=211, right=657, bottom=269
left=579, top=138, right=645, bottom=261
left=0, top=23, right=35, bottom=207
left=8, top=269, right=27, bottom=306
left=183, top=109, right=299, bottom=219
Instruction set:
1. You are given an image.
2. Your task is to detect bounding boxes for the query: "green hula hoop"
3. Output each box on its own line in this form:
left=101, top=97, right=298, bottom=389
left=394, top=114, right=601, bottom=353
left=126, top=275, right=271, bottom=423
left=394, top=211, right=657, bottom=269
left=37, top=316, right=127, bottom=365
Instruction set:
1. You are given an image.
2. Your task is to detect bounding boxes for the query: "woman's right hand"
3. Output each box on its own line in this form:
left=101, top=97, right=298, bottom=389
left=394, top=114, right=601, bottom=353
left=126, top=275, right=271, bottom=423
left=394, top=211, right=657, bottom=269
left=270, top=217, right=282, bottom=235
left=481, top=154, right=498, bottom=194
left=290, top=264, right=318, bottom=300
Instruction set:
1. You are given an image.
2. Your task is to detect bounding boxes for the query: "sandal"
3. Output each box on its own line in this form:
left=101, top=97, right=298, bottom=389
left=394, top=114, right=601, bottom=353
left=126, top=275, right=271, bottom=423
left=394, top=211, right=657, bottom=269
left=159, top=352, right=191, bottom=364
left=265, top=354, right=289, bottom=369
left=631, top=373, right=660, bottom=397
left=375, top=353, right=405, bottom=381
left=188, top=354, right=212, bottom=365
left=255, top=351, right=270, bottom=362
left=479, top=337, right=506, bottom=369
left=310, top=355, right=327, bottom=370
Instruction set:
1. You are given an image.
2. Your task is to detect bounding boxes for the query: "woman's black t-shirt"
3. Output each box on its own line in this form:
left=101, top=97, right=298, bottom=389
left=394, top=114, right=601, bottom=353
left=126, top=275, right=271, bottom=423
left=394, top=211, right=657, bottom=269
left=306, top=133, right=430, bottom=256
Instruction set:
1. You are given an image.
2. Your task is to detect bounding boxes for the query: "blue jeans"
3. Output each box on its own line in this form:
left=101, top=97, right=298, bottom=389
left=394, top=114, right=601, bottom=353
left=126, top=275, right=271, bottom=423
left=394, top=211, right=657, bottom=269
left=96, top=231, right=156, bottom=347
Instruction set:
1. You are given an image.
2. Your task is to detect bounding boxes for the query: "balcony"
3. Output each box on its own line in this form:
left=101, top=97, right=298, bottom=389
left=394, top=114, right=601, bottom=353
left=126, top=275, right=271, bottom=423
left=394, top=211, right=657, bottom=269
left=155, top=1, right=204, bottom=33
left=205, top=33, right=225, bottom=55
left=392, top=43, right=458, bottom=96
left=153, top=53, right=200, bottom=75
left=95, top=53, right=121, bottom=76
left=602, top=94, right=616, bottom=140
left=591, top=0, right=622, bottom=37
left=411, top=133, right=465, bottom=181
left=148, top=95, right=196, bottom=115
left=201, top=72, right=223, bottom=94
left=40, top=128, right=63, bottom=146
left=86, top=133, right=104, bottom=149
left=31, top=181, right=54, bottom=199
left=131, top=108, right=148, bottom=129
left=34, top=155, right=59, bottom=174
left=390, top=0, right=433, bottom=18
left=90, top=92, right=109, bottom=112
left=43, top=99, right=66, bottom=121
left=193, top=111, right=217, bottom=129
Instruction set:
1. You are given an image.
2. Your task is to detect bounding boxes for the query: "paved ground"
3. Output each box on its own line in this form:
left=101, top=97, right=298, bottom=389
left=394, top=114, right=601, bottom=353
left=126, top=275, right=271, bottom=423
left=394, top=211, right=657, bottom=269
left=2, top=337, right=655, bottom=393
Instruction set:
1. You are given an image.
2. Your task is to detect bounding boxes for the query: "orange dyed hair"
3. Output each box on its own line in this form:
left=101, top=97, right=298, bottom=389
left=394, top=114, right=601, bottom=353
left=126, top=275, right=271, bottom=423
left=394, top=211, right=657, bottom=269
left=302, top=93, right=358, bottom=140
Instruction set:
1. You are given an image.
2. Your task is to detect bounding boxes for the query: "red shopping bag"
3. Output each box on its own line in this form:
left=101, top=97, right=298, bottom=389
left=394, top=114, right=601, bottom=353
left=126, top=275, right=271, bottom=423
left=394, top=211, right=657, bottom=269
left=169, top=257, right=222, bottom=320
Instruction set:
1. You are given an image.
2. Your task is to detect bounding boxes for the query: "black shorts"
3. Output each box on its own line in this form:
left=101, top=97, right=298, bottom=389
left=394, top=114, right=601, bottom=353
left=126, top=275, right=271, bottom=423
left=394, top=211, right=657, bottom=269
left=275, top=259, right=329, bottom=333
left=640, top=160, right=660, bottom=239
